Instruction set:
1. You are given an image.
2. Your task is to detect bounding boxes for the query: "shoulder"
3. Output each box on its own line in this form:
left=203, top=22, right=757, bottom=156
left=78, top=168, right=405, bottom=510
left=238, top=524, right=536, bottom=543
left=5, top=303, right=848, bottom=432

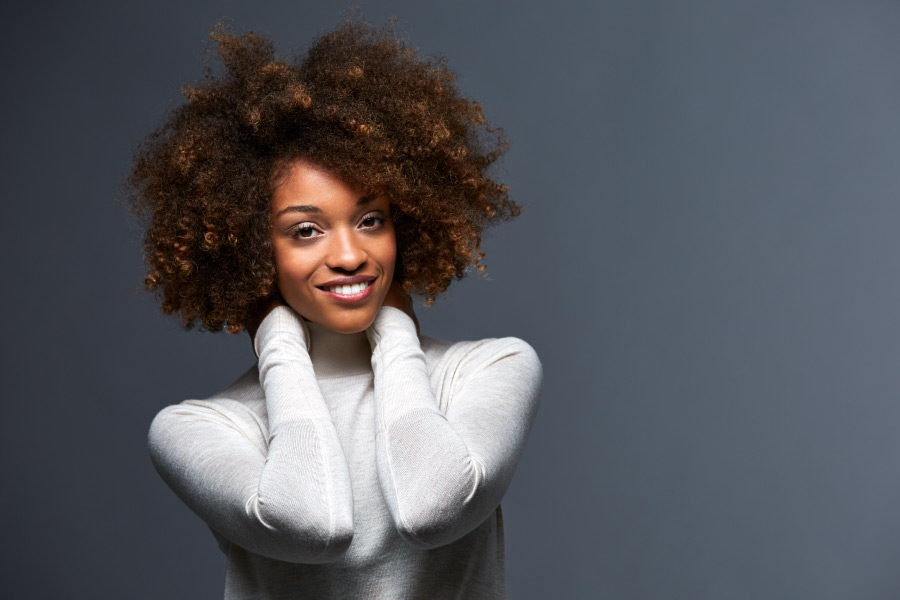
left=148, top=365, right=269, bottom=455
left=422, top=333, right=541, bottom=374
left=420, top=333, right=543, bottom=408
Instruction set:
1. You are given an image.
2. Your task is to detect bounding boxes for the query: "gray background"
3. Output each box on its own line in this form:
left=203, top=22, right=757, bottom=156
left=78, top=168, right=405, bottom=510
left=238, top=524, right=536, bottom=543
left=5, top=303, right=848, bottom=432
left=2, top=0, right=899, bottom=598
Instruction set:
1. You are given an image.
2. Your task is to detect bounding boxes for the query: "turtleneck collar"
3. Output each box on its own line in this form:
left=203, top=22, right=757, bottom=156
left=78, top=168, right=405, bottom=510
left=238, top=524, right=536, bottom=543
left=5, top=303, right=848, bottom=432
left=304, top=318, right=373, bottom=379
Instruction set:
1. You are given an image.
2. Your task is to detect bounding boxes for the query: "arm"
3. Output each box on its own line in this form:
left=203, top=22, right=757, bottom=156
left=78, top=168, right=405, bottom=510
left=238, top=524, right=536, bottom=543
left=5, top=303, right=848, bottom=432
left=147, top=305, right=354, bottom=563
left=365, top=306, right=542, bottom=549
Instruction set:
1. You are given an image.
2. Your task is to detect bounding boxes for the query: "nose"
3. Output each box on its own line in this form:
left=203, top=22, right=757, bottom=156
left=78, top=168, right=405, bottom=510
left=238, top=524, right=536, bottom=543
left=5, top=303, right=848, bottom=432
left=326, top=227, right=367, bottom=272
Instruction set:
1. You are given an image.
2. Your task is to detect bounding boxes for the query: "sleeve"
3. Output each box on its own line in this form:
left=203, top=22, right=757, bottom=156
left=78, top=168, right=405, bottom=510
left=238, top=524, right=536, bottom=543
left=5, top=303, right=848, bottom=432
left=365, top=306, right=542, bottom=549
left=147, top=305, right=354, bottom=564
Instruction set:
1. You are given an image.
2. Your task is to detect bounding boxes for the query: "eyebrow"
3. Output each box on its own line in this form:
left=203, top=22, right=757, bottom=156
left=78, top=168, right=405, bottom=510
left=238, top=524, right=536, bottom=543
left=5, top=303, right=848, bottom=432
left=274, top=196, right=377, bottom=218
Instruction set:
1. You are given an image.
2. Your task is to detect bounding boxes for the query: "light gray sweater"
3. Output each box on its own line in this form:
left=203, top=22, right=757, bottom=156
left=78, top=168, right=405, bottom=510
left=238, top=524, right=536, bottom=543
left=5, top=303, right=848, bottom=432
left=148, top=305, right=542, bottom=599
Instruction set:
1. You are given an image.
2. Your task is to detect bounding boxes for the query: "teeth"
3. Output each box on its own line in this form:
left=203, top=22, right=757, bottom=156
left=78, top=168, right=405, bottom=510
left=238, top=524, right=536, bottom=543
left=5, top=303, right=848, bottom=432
left=325, top=281, right=370, bottom=295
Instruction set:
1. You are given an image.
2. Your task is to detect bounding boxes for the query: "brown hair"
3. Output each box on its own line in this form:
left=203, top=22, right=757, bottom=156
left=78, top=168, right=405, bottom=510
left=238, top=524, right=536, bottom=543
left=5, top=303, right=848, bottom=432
left=128, top=19, right=520, bottom=333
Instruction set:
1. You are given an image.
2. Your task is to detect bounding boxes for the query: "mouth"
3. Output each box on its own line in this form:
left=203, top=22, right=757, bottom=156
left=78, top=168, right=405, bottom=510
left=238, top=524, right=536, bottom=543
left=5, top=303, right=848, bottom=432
left=316, top=277, right=376, bottom=302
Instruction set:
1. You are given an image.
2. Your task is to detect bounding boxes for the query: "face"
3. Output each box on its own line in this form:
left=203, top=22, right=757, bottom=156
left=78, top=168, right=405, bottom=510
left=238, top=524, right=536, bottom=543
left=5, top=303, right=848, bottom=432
left=269, top=160, right=396, bottom=334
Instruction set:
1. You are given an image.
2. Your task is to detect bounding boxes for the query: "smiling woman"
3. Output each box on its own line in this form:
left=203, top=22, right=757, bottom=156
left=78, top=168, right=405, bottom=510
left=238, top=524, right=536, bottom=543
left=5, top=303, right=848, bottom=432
left=128, top=19, right=520, bottom=335
left=269, top=160, right=397, bottom=334
left=131, top=17, right=542, bottom=600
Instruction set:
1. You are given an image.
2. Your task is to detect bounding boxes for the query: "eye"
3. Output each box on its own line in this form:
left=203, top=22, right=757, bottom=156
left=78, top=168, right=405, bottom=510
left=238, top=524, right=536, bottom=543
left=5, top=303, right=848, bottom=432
left=290, top=222, right=323, bottom=240
left=359, top=212, right=385, bottom=229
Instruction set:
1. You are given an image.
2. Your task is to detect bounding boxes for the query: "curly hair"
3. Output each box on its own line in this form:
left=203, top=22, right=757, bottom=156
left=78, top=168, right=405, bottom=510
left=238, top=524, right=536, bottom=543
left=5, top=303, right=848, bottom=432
left=128, top=19, right=520, bottom=333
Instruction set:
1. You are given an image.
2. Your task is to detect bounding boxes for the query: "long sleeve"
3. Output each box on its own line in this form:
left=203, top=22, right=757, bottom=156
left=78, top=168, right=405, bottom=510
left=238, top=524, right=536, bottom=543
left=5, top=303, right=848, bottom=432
left=366, top=306, right=542, bottom=549
left=147, top=306, right=354, bottom=563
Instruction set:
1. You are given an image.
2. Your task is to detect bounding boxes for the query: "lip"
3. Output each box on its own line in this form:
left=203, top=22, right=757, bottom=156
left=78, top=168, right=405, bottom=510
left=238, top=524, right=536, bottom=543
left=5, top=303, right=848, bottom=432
left=317, top=275, right=376, bottom=287
left=317, top=276, right=377, bottom=304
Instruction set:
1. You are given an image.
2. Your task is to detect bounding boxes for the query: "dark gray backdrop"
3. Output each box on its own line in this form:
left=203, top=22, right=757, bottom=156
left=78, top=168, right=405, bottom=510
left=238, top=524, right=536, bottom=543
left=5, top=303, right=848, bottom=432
left=2, top=0, right=900, bottom=598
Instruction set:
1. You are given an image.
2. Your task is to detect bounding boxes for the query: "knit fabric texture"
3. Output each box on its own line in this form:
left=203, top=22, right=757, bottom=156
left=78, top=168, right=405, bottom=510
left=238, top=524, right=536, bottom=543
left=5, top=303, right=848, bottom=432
left=148, top=305, right=542, bottom=599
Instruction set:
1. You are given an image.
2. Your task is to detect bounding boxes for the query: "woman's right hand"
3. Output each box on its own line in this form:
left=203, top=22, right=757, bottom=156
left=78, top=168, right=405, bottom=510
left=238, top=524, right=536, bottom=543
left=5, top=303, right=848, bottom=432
left=150, top=285, right=355, bottom=564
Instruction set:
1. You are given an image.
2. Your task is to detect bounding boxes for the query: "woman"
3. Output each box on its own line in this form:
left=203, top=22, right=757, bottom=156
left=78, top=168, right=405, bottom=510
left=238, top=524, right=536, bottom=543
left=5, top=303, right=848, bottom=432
left=131, top=19, right=542, bottom=599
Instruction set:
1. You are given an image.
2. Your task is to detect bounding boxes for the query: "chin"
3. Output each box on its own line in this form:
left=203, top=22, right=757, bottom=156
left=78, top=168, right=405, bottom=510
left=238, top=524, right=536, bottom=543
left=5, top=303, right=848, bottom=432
left=325, top=320, right=373, bottom=335
left=281, top=284, right=388, bottom=335
left=307, top=308, right=380, bottom=335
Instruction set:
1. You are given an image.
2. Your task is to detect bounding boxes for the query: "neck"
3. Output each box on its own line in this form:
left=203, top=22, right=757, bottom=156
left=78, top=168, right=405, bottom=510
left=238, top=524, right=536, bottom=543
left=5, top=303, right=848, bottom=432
left=305, top=319, right=372, bottom=378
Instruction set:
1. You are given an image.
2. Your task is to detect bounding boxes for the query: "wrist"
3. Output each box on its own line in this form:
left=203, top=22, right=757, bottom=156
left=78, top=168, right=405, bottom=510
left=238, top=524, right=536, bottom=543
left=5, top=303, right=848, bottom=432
left=366, top=305, right=418, bottom=346
left=253, top=305, right=311, bottom=357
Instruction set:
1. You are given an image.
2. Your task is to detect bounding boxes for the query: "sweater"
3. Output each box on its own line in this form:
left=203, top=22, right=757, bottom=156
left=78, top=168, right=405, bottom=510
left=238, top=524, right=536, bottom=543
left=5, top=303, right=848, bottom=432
left=147, top=305, right=542, bottom=599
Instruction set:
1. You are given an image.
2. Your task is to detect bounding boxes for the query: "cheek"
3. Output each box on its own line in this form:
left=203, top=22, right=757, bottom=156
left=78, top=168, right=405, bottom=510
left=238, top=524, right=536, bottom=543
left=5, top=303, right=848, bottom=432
left=274, top=252, right=315, bottom=298
left=384, top=245, right=397, bottom=276
left=381, top=229, right=398, bottom=277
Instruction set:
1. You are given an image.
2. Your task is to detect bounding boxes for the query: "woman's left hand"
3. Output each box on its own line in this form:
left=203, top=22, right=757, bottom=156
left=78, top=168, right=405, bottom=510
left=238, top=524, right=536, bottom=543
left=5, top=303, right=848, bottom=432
left=381, top=279, right=420, bottom=335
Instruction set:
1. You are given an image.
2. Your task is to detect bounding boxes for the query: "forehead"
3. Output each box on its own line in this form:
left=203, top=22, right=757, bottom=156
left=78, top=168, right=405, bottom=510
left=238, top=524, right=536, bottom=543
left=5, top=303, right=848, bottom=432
left=270, top=160, right=362, bottom=209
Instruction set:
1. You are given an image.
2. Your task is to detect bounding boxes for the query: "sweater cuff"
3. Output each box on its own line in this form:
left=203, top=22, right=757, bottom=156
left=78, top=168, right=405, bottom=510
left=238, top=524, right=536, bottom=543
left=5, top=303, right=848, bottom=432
left=253, top=305, right=310, bottom=358
left=366, top=306, right=418, bottom=347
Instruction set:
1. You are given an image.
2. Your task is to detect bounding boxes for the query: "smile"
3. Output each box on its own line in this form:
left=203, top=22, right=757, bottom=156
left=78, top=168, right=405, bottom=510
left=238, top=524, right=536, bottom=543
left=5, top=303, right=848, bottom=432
left=317, top=278, right=376, bottom=303
left=322, top=281, right=371, bottom=295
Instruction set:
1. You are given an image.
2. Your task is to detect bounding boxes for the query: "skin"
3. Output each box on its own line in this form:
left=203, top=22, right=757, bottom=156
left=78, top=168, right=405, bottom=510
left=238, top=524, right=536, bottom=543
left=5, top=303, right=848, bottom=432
left=247, top=159, right=418, bottom=341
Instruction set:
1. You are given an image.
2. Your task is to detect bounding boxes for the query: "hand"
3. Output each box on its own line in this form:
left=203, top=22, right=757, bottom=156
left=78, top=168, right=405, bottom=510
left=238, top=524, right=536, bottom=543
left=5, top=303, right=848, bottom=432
left=381, top=279, right=420, bottom=335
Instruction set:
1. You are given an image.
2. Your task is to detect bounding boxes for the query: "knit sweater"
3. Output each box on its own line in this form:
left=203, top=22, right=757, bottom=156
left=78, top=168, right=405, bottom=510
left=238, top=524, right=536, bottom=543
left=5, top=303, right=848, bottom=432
left=148, top=305, right=542, bottom=599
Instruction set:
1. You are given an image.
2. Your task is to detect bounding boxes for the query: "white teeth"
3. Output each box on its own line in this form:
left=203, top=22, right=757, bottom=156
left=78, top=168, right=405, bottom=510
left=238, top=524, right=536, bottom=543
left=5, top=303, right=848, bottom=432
left=325, top=281, right=369, bottom=295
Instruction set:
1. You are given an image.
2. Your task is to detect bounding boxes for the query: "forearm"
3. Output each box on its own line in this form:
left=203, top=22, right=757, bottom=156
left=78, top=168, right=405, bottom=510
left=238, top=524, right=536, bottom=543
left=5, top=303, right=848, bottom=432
left=367, top=307, right=542, bottom=549
left=251, top=305, right=355, bottom=556
left=149, top=306, right=354, bottom=563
